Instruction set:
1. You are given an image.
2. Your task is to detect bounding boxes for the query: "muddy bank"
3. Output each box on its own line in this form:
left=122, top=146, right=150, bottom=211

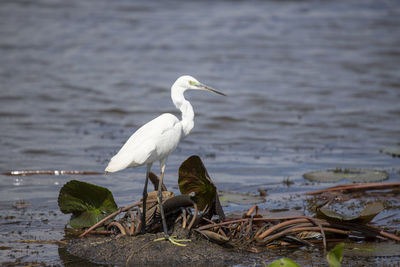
left=67, top=227, right=247, bottom=266
left=65, top=183, right=400, bottom=266
left=66, top=231, right=400, bottom=267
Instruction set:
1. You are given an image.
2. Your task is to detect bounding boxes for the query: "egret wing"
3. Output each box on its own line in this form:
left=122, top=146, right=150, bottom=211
left=105, top=113, right=180, bottom=172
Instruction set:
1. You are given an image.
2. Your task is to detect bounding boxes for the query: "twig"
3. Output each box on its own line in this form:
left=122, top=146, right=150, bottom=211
left=198, top=215, right=400, bottom=244
left=254, top=225, right=269, bottom=240
left=107, top=222, right=127, bottom=235
left=261, top=227, right=350, bottom=245
left=127, top=210, right=135, bottom=235
left=257, top=218, right=316, bottom=240
left=198, top=218, right=250, bottom=231
left=245, top=216, right=253, bottom=240
left=198, top=216, right=310, bottom=231
left=201, top=217, right=215, bottom=224
left=379, top=230, right=400, bottom=241
left=187, top=202, right=198, bottom=230
left=305, top=182, right=400, bottom=195
left=328, top=221, right=400, bottom=241
left=202, top=217, right=227, bottom=237
left=239, top=221, right=246, bottom=239
left=246, top=205, right=257, bottom=217
left=180, top=209, right=187, bottom=229
left=305, top=217, right=327, bottom=250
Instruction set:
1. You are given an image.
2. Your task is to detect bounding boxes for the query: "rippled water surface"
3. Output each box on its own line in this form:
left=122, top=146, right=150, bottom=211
left=1, top=0, right=399, bottom=265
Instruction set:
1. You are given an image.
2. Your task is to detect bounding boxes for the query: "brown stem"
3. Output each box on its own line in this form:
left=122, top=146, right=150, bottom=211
left=197, top=216, right=322, bottom=231
left=308, top=217, right=326, bottom=250
left=187, top=202, right=198, bottom=230
left=305, top=182, right=400, bottom=195
left=127, top=210, right=135, bottom=235
left=261, top=227, right=350, bottom=245
left=246, top=205, right=257, bottom=217
left=257, top=218, right=312, bottom=240
left=379, top=230, right=400, bottom=241
left=181, top=209, right=187, bottom=229
left=107, top=222, right=127, bottom=235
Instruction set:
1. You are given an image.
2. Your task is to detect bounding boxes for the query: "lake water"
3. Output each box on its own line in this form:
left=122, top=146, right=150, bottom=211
left=1, top=0, right=399, bottom=265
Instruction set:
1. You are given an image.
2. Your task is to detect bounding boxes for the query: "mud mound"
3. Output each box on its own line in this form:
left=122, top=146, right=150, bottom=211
left=67, top=227, right=245, bottom=266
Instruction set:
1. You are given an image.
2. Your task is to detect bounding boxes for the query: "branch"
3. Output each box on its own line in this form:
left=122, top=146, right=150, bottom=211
left=305, top=182, right=400, bottom=195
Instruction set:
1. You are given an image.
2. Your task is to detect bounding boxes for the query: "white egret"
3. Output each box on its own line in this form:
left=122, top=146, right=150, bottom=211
left=105, top=75, right=225, bottom=245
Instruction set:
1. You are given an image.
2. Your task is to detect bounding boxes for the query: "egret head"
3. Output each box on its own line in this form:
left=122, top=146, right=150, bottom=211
left=174, top=75, right=226, bottom=96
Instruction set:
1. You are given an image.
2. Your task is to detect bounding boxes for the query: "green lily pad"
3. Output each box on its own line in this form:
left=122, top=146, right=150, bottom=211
left=326, top=243, right=344, bottom=267
left=178, top=155, right=217, bottom=210
left=317, top=201, right=384, bottom=224
left=380, top=145, right=400, bottom=157
left=58, top=180, right=118, bottom=228
left=344, top=242, right=400, bottom=257
left=218, top=191, right=265, bottom=206
left=304, top=168, right=388, bottom=183
left=267, top=258, right=301, bottom=267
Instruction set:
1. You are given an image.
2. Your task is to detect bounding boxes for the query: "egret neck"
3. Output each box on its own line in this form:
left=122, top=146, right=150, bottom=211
left=171, top=84, right=194, bottom=138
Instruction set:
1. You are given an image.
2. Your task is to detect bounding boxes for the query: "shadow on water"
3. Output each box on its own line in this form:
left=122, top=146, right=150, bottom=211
left=58, top=247, right=103, bottom=267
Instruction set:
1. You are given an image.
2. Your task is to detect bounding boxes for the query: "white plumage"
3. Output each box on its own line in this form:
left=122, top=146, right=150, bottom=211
left=104, top=75, right=225, bottom=244
left=105, top=113, right=181, bottom=172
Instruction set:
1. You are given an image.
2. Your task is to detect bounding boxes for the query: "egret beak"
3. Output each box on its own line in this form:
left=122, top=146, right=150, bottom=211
left=196, top=83, right=226, bottom=96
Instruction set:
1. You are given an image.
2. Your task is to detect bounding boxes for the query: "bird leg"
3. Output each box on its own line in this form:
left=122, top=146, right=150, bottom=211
left=157, top=162, right=169, bottom=235
left=141, top=163, right=152, bottom=234
left=154, top=161, right=190, bottom=246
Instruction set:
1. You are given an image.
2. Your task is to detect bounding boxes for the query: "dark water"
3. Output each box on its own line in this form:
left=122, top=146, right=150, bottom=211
left=1, top=0, right=400, bottom=265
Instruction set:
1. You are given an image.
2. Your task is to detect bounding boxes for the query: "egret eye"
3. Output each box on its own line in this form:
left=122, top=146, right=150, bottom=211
left=189, top=80, right=198, bottom=86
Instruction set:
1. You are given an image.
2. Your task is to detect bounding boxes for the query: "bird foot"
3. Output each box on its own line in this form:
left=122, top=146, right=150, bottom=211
left=153, top=235, right=191, bottom=247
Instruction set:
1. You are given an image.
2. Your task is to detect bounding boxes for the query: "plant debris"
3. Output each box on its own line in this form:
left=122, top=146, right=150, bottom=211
left=58, top=156, right=400, bottom=266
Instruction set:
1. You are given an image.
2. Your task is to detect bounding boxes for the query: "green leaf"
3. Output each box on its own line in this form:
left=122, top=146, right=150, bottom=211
left=326, top=243, right=344, bottom=267
left=267, top=258, right=301, bottom=267
left=178, top=155, right=217, bottom=210
left=58, top=180, right=118, bottom=228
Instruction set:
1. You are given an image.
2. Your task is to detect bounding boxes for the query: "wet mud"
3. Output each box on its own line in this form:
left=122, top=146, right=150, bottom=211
left=67, top=227, right=245, bottom=266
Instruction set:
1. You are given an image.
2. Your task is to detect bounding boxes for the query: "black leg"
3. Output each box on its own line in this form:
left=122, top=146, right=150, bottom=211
left=158, top=163, right=169, bottom=236
left=141, top=163, right=151, bottom=234
left=152, top=160, right=190, bottom=246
